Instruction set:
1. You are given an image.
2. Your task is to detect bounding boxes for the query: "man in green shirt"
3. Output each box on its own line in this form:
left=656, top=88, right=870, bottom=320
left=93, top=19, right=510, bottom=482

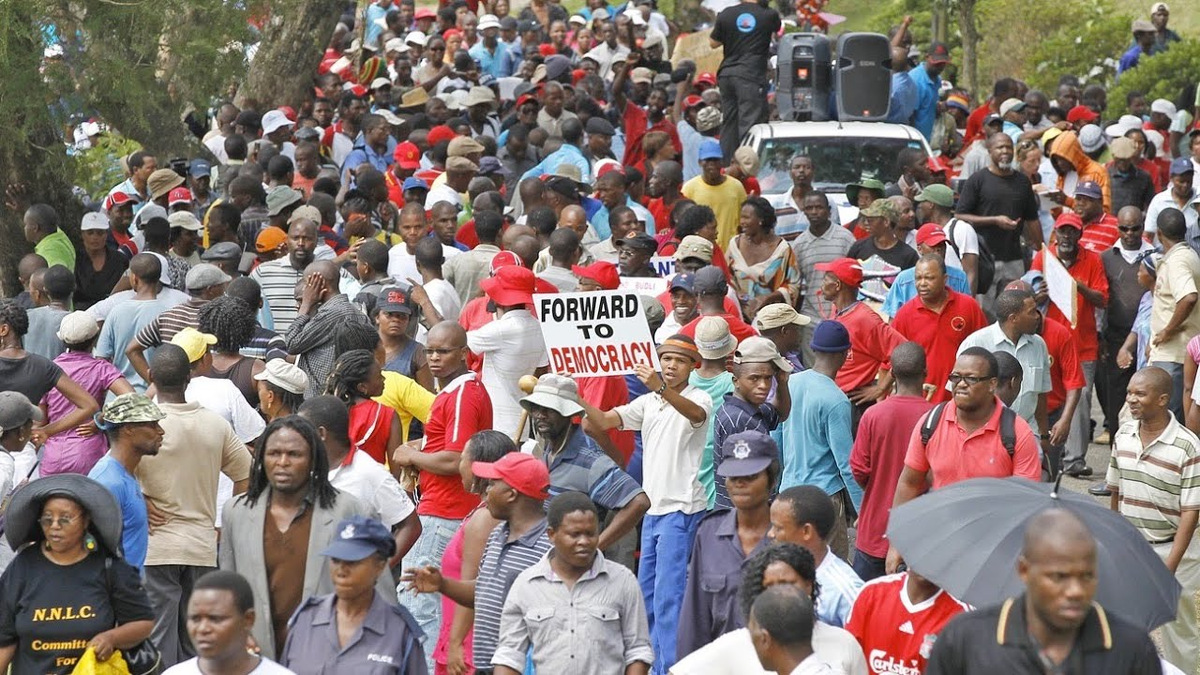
left=24, top=204, right=76, bottom=271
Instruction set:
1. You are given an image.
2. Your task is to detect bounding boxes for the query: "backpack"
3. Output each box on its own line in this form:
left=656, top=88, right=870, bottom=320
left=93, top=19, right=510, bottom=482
left=944, top=218, right=997, bottom=295
left=920, top=401, right=1017, bottom=457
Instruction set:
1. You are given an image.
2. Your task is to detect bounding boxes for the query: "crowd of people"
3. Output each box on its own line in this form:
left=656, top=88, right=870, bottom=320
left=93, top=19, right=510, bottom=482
left=2, top=0, right=1200, bottom=673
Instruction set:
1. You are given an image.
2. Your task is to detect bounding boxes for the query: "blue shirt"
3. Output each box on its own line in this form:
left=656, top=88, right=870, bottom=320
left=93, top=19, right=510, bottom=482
left=779, top=369, right=862, bottom=510
left=88, top=456, right=148, bottom=571
left=881, top=265, right=972, bottom=318
left=520, top=143, right=592, bottom=185
left=591, top=196, right=657, bottom=239
left=1118, top=44, right=1144, bottom=74
left=815, top=547, right=864, bottom=627
left=909, top=64, right=942, bottom=140
left=470, top=40, right=515, bottom=79
left=1003, top=120, right=1024, bottom=145
left=96, top=296, right=178, bottom=391
left=887, top=71, right=918, bottom=125
left=342, top=141, right=392, bottom=179
left=539, top=426, right=644, bottom=513
left=711, top=393, right=781, bottom=510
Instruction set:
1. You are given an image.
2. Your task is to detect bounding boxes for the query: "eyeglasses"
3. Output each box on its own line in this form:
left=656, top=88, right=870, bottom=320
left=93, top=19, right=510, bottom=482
left=39, top=515, right=80, bottom=529
left=1117, top=225, right=1143, bottom=232
left=948, top=374, right=993, bottom=387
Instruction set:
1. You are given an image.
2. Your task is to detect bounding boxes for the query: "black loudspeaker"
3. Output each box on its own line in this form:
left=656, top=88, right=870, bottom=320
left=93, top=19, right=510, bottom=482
left=834, top=32, right=892, bottom=122
left=775, top=33, right=832, bottom=122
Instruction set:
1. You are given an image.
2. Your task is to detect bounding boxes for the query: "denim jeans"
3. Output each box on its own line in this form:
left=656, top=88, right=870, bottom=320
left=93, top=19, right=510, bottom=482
left=397, top=514, right=461, bottom=673
left=639, top=510, right=704, bottom=675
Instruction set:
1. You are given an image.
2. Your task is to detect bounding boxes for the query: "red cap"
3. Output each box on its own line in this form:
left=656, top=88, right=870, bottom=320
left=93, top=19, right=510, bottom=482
left=695, top=72, right=716, bottom=87
left=347, top=83, right=369, bottom=97
left=414, top=8, right=436, bottom=19
left=1066, top=105, right=1099, bottom=124
left=571, top=261, right=621, bottom=290
left=393, top=141, right=421, bottom=169
left=915, top=223, right=949, bottom=247
left=427, top=125, right=457, bottom=148
left=516, top=93, right=539, bottom=109
left=538, top=43, right=557, bottom=57
left=1054, top=211, right=1084, bottom=231
left=926, top=155, right=952, bottom=174
left=471, top=453, right=550, bottom=499
left=815, top=258, right=864, bottom=287
left=572, top=68, right=587, bottom=84
left=168, top=187, right=193, bottom=206
left=489, top=250, right=524, bottom=274
left=443, top=28, right=463, bottom=40
left=595, top=163, right=624, bottom=179
left=481, top=265, right=537, bottom=306
left=106, top=192, right=135, bottom=210
left=278, top=106, right=297, bottom=122
left=683, top=95, right=704, bottom=110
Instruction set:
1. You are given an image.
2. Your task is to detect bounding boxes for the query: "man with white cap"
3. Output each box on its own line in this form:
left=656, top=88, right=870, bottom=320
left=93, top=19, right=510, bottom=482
left=1150, top=2, right=1181, bottom=54
left=464, top=85, right=501, bottom=139
left=470, top=14, right=513, bottom=79
left=261, top=109, right=296, bottom=160
left=1108, top=136, right=1157, bottom=213
left=1119, top=19, right=1159, bottom=75
left=521, top=373, right=649, bottom=566
left=76, top=211, right=128, bottom=309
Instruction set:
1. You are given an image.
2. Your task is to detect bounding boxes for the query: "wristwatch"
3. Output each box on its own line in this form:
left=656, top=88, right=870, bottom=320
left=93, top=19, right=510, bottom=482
left=656, top=382, right=667, bottom=396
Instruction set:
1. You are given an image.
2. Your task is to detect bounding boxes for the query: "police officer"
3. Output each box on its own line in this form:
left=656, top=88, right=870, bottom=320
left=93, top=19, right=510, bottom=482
left=280, top=516, right=427, bottom=675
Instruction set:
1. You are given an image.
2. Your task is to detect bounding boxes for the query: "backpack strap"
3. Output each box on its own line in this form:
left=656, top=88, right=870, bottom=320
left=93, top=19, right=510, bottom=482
left=944, top=219, right=963, bottom=260
left=920, top=402, right=948, bottom=447
left=999, top=406, right=1018, bottom=457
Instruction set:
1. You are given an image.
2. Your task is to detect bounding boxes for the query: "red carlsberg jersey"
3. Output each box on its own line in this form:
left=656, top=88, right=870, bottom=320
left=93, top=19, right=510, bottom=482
left=845, top=573, right=970, bottom=674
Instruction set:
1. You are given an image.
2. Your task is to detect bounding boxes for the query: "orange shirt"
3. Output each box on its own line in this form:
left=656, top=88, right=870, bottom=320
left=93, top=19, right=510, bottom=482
left=904, top=397, right=1042, bottom=488
left=834, top=302, right=907, bottom=394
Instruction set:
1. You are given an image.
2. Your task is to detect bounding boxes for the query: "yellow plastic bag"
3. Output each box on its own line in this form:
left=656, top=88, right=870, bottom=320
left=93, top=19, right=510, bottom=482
left=70, top=646, right=132, bottom=675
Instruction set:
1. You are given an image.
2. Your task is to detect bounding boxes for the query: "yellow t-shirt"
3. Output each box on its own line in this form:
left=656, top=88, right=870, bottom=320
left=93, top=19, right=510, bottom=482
left=374, top=370, right=435, bottom=443
left=682, top=175, right=748, bottom=250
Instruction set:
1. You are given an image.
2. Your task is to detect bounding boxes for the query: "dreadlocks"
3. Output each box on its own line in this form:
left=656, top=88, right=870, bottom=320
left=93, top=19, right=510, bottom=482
left=198, top=295, right=256, bottom=353
left=324, top=349, right=376, bottom=403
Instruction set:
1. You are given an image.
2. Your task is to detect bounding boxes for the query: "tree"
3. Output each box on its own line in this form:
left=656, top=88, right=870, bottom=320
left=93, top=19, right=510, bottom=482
left=237, top=0, right=347, bottom=111
left=955, top=0, right=980, bottom=97
left=1110, top=39, right=1200, bottom=117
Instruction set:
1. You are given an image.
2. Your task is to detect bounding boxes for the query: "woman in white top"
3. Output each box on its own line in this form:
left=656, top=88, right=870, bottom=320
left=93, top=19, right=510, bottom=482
left=670, top=542, right=868, bottom=675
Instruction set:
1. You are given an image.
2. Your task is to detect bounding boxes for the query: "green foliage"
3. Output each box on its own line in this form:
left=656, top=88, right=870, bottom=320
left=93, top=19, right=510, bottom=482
left=1110, top=39, right=1200, bottom=116
left=1023, top=11, right=1133, bottom=93
left=74, top=135, right=143, bottom=202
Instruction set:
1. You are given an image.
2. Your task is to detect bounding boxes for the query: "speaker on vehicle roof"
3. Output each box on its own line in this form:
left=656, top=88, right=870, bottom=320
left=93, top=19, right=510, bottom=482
left=775, top=33, right=832, bottom=122
left=834, top=32, right=892, bottom=122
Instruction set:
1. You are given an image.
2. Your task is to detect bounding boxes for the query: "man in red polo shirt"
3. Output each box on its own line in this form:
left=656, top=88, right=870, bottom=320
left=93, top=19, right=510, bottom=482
left=886, top=347, right=1041, bottom=572
left=391, top=320, right=493, bottom=652
left=819, top=258, right=906, bottom=417
left=892, top=253, right=988, bottom=403
left=1032, top=211, right=1108, bottom=478
left=1075, top=180, right=1121, bottom=253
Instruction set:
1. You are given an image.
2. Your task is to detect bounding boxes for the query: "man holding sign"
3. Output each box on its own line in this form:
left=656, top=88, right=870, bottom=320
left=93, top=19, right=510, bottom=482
left=581, top=335, right=712, bottom=675
left=1032, top=212, right=1108, bottom=478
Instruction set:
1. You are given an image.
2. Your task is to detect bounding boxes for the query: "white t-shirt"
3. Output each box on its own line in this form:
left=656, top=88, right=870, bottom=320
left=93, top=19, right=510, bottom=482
left=669, top=624, right=866, bottom=675
left=942, top=218, right=980, bottom=272
left=328, top=450, right=415, bottom=528
left=164, top=656, right=296, bottom=675
left=416, top=278, right=463, bottom=344
left=387, top=245, right=461, bottom=286
left=614, top=385, right=713, bottom=516
left=0, top=443, right=37, bottom=500
left=466, top=309, right=550, bottom=437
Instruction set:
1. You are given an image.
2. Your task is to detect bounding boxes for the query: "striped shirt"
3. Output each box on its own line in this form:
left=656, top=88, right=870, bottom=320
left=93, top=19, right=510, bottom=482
left=1106, top=416, right=1200, bottom=543
left=133, top=297, right=206, bottom=349
left=240, top=325, right=288, bottom=362
left=473, top=518, right=552, bottom=669
left=249, top=259, right=304, bottom=333
left=711, top=394, right=781, bottom=510
left=537, top=426, right=644, bottom=514
left=791, top=224, right=856, bottom=319
left=816, top=546, right=865, bottom=628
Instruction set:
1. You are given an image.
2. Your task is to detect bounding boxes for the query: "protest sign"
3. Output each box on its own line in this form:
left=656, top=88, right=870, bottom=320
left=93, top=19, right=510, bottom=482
left=534, top=290, right=660, bottom=377
left=672, top=29, right=723, bottom=77
left=651, top=256, right=676, bottom=278
left=1043, top=247, right=1078, bottom=327
left=618, top=276, right=669, bottom=296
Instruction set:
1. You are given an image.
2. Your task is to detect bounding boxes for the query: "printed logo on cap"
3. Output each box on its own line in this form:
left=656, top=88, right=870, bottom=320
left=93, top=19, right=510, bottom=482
left=733, top=439, right=751, bottom=459
left=341, top=523, right=356, bottom=539
left=387, top=290, right=407, bottom=304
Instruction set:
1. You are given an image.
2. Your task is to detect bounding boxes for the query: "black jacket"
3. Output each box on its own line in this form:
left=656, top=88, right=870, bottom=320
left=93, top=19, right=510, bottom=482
left=925, top=595, right=1161, bottom=674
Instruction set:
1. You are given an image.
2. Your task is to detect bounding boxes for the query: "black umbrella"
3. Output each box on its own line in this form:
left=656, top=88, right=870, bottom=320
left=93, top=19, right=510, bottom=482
left=886, top=476, right=1180, bottom=630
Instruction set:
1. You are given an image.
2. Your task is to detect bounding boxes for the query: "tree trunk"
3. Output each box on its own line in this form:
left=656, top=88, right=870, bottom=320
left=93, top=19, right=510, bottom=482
left=957, top=0, right=979, bottom=97
left=236, top=0, right=346, bottom=111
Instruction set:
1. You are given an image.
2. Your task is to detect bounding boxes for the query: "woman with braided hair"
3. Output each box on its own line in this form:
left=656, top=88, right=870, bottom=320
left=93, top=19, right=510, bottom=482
left=198, top=295, right=265, bottom=408
left=324, top=348, right=403, bottom=466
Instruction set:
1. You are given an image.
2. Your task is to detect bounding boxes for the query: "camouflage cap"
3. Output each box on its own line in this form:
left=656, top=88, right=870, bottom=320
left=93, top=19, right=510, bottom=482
left=100, top=393, right=166, bottom=425
left=860, top=198, right=899, bottom=223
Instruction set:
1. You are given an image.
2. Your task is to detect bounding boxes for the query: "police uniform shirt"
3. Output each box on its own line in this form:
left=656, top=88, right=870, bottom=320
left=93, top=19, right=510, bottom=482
left=0, top=548, right=154, bottom=674
left=281, top=590, right=426, bottom=675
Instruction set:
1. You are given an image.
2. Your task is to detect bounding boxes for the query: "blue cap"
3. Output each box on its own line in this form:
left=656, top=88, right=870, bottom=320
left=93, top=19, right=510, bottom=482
left=717, top=430, right=779, bottom=478
left=320, top=515, right=396, bottom=561
left=1171, top=157, right=1195, bottom=176
left=810, top=319, right=851, bottom=353
left=188, top=159, right=212, bottom=178
left=669, top=272, right=696, bottom=294
left=402, top=177, right=429, bottom=191
left=699, top=139, right=723, bottom=161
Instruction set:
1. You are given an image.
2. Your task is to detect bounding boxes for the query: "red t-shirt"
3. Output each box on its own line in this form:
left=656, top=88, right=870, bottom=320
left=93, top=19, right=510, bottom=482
left=891, top=291, right=988, bottom=403
left=1079, top=213, right=1120, bottom=254
left=845, top=573, right=971, bottom=674
left=850, top=396, right=933, bottom=557
left=384, top=170, right=407, bottom=210
left=418, top=372, right=492, bottom=519
left=962, top=101, right=993, bottom=152
left=576, top=375, right=634, bottom=465
left=348, top=400, right=395, bottom=466
left=621, top=101, right=683, bottom=169
left=1031, top=246, right=1109, bottom=361
left=647, top=197, right=674, bottom=232
left=680, top=312, right=758, bottom=344
left=834, top=302, right=907, bottom=394
left=455, top=219, right=480, bottom=250
left=739, top=175, right=761, bottom=197
left=1041, top=317, right=1086, bottom=412
left=458, top=296, right=493, bottom=376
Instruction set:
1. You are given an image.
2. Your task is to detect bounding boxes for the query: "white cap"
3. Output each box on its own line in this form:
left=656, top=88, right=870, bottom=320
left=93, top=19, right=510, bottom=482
left=56, top=311, right=100, bottom=345
left=478, top=13, right=501, bottom=30
left=167, top=211, right=202, bottom=232
left=405, top=31, right=428, bottom=46
left=370, top=77, right=392, bottom=90
left=1104, top=114, right=1143, bottom=138
left=261, top=109, right=292, bottom=135
left=377, top=109, right=403, bottom=125
left=624, top=8, right=647, bottom=25
left=384, top=37, right=407, bottom=53
left=80, top=212, right=109, bottom=231
left=642, top=28, right=666, bottom=50
left=1151, top=99, right=1177, bottom=116
left=254, top=359, right=310, bottom=395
